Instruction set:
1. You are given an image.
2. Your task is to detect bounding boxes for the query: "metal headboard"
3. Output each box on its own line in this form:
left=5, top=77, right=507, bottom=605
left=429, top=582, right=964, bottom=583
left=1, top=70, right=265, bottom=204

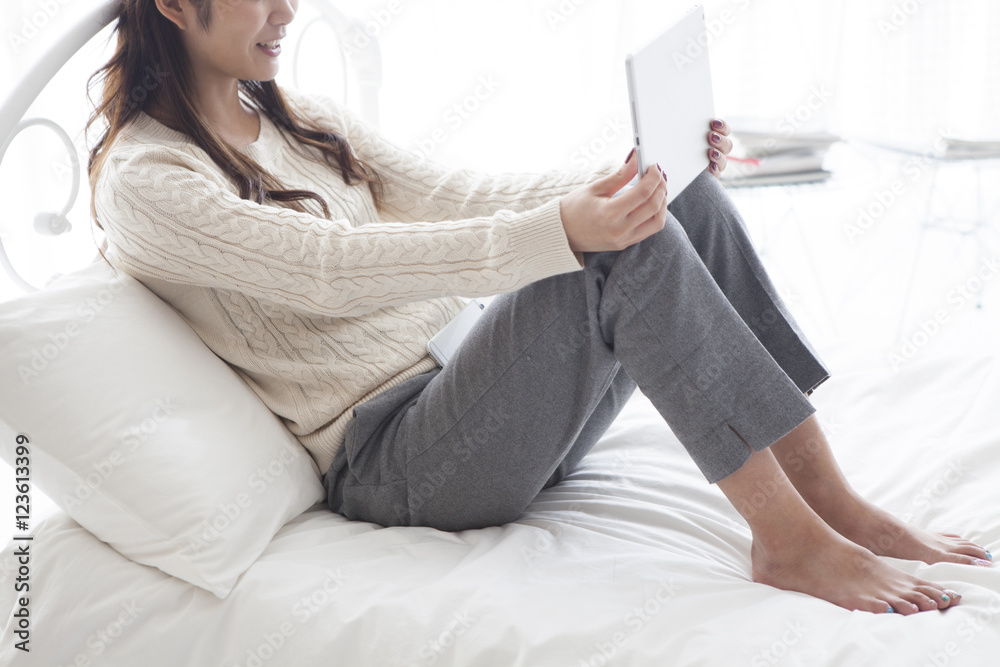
left=0, top=0, right=382, bottom=292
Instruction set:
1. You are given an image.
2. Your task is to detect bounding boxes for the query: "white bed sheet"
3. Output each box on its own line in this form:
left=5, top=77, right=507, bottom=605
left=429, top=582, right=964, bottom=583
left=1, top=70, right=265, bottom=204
left=2, top=351, right=999, bottom=666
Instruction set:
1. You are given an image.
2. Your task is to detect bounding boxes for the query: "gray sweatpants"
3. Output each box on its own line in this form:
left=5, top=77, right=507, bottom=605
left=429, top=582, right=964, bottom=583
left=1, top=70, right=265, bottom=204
left=323, top=170, right=830, bottom=531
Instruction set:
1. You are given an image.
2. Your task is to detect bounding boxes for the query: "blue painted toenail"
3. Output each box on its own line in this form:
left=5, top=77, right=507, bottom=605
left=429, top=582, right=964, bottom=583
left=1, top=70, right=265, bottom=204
left=886, top=606, right=894, bottom=613
left=987, top=550, right=992, bottom=561
left=942, top=595, right=950, bottom=603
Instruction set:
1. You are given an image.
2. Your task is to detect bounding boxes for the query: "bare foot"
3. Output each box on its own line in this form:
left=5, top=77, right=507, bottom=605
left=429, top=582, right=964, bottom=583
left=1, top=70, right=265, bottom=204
left=768, top=413, right=992, bottom=568
left=717, top=444, right=975, bottom=614
left=808, top=490, right=992, bottom=568
left=751, top=515, right=962, bottom=615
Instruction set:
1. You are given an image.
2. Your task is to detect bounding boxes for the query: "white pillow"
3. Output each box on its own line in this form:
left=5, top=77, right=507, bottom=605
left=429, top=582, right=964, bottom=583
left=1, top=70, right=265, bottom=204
left=0, top=260, right=324, bottom=598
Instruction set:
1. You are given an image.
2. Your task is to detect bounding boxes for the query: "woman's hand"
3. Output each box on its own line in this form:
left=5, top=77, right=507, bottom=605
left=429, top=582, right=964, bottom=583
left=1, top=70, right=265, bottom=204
left=559, top=149, right=667, bottom=253
left=707, top=118, right=733, bottom=177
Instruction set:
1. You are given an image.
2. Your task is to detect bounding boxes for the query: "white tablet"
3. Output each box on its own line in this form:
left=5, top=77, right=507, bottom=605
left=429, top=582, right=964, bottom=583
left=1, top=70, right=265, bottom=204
left=625, top=4, right=716, bottom=204
left=427, top=299, right=486, bottom=367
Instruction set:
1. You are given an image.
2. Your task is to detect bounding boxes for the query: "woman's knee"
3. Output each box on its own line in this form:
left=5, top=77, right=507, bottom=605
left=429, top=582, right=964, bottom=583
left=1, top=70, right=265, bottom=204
left=670, top=169, right=731, bottom=213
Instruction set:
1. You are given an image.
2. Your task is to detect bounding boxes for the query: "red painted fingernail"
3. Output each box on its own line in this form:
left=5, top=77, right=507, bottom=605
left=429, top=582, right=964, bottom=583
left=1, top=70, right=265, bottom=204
left=712, top=119, right=723, bottom=130
left=624, top=147, right=635, bottom=164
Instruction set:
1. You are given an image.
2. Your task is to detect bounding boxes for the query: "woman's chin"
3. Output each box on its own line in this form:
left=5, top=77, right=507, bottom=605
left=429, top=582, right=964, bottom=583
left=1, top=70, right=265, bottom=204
left=240, top=67, right=280, bottom=84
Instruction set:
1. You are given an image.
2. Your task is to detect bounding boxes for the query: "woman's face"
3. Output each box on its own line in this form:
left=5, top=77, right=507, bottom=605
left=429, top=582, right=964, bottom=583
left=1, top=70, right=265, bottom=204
left=180, top=0, right=298, bottom=84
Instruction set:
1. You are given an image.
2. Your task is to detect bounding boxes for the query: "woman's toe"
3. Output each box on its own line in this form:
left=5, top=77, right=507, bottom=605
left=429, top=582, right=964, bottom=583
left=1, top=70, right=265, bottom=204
left=937, top=533, right=992, bottom=560
left=915, top=585, right=945, bottom=608
left=906, top=590, right=941, bottom=611
left=870, top=598, right=897, bottom=615
left=887, top=597, right=920, bottom=615
left=934, top=549, right=989, bottom=567
left=965, top=554, right=994, bottom=567
left=925, top=585, right=961, bottom=609
left=942, top=589, right=962, bottom=609
left=953, top=543, right=989, bottom=558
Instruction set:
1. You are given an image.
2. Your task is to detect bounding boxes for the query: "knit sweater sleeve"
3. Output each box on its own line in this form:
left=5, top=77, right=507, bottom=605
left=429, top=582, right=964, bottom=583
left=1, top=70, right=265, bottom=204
left=283, top=89, right=620, bottom=223
left=95, top=138, right=600, bottom=319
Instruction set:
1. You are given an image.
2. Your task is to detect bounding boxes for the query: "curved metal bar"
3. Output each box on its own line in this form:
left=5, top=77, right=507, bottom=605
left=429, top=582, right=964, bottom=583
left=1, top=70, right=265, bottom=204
left=292, top=16, right=350, bottom=106
left=10, top=118, right=81, bottom=219
left=0, top=239, right=36, bottom=293
left=0, top=118, right=83, bottom=292
left=0, top=0, right=118, bottom=293
left=292, top=2, right=382, bottom=126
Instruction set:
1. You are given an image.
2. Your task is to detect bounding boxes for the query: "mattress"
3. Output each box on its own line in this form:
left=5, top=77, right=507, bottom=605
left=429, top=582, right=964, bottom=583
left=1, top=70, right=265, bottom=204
left=2, top=351, right=999, bottom=666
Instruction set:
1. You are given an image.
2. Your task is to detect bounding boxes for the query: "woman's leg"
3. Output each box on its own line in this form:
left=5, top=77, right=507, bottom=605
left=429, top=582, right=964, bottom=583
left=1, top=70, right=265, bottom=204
left=538, top=169, right=829, bottom=490
left=715, top=443, right=962, bottom=614
left=666, top=171, right=828, bottom=396
left=323, top=170, right=985, bottom=614
left=540, top=365, right=637, bottom=490
left=326, top=177, right=820, bottom=530
left=769, top=416, right=992, bottom=567
left=324, top=267, right=638, bottom=531
left=676, top=172, right=991, bottom=570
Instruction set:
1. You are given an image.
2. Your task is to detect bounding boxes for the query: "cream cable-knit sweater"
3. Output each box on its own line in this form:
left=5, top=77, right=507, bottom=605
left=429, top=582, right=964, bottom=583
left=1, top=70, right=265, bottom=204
left=95, top=88, right=619, bottom=474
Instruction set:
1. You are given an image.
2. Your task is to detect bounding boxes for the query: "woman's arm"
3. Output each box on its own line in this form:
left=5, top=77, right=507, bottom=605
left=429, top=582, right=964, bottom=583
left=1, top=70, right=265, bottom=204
left=95, top=144, right=586, bottom=319
left=283, top=89, right=620, bottom=223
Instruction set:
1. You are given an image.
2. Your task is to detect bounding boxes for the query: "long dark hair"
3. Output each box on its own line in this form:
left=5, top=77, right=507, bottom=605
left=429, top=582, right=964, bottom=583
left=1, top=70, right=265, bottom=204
left=86, top=0, right=384, bottom=229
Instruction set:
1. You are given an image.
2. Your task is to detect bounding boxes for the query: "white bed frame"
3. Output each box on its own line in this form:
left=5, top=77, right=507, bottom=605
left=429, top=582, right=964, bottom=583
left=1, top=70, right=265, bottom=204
left=0, top=0, right=382, bottom=293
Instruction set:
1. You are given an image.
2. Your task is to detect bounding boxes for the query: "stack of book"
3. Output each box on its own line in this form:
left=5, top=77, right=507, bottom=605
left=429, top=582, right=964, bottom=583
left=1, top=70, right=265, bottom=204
left=720, top=122, right=840, bottom=187
left=939, top=137, right=1000, bottom=160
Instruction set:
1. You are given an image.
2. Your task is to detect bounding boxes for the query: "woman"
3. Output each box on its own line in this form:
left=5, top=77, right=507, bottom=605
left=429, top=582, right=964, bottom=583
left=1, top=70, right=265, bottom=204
left=87, top=0, right=991, bottom=617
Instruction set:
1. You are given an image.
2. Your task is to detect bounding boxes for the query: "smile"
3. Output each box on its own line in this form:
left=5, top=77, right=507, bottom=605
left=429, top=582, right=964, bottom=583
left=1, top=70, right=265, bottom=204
left=256, top=40, right=282, bottom=56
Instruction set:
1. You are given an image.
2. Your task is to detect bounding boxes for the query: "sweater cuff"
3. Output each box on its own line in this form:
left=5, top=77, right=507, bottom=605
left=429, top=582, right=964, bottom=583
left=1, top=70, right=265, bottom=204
left=506, top=198, right=585, bottom=282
